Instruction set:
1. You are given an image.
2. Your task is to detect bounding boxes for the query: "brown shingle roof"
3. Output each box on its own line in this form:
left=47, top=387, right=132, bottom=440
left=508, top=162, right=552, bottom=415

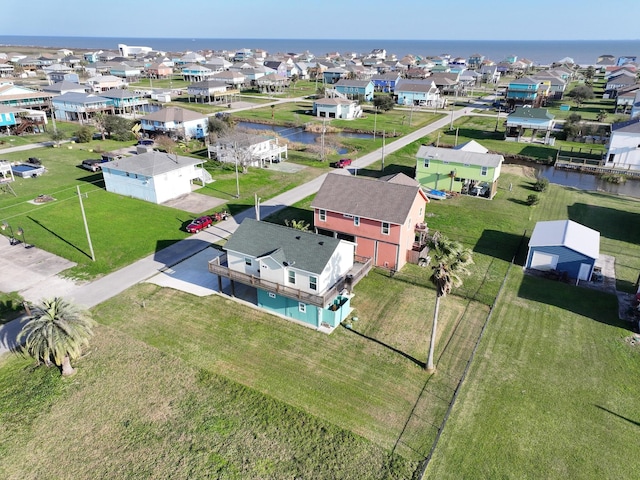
left=311, top=173, right=424, bottom=225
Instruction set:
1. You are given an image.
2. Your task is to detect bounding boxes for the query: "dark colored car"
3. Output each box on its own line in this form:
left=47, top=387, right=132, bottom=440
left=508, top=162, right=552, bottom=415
left=137, top=139, right=154, bottom=146
left=186, top=215, right=213, bottom=233
left=330, top=158, right=352, bottom=168
left=80, top=158, right=109, bottom=172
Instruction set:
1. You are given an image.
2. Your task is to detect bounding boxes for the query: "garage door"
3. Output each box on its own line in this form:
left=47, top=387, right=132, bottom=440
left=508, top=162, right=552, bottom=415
left=530, top=251, right=558, bottom=271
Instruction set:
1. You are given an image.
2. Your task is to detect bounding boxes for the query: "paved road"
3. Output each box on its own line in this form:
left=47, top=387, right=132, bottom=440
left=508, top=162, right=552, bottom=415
left=0, top=104, right=482, bottom=355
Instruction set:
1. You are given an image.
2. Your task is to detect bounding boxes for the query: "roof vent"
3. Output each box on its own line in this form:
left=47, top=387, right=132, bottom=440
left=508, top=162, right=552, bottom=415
left=319, top=241, right=324, bottom=245
left=295, top=235, right=301, bottom=240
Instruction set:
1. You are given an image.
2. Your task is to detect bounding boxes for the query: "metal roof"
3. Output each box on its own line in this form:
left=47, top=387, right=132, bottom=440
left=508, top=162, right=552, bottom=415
left=102, top=151, right=203, bottom=177
left=528, top=220, right=600, bottom=259
left=416, top=145, right=504, bottom=168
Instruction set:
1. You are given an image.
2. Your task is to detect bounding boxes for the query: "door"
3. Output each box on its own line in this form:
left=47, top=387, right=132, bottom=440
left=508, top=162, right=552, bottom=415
left=530, top=251, right=558, bottom=271
left=578, top=263, right=592, bottom=281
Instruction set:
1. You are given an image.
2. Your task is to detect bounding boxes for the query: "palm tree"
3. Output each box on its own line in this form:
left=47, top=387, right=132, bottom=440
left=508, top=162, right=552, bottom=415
left=425, top=233, right=473, bottom=372
left=285, top=219, right=310, bottom=231
left=18, top=297, right=95, bottom=376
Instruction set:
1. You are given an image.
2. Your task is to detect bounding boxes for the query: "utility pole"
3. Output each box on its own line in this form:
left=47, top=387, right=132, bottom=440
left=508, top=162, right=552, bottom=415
left=373, top=107, right=377, bottom=140
left=321, top=118, right=326, bottom=161
left=234, top=142, right=240, bottom=198
left=254, top=193, right=261, bottom=221
left=381, top=130, right=385, bottom=172
left=77, top=185, right=95, bottom=261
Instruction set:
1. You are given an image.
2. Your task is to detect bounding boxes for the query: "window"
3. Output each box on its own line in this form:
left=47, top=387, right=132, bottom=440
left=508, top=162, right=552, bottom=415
left=382, top=222, right=390, bottom=235
left=288, top=270, right=296, bottom=285
left=309, top=276, right=317, bottom=291
left=423, top=158, right=430, bottom=168
left=354, top=216, right=360, bottom=226
left=244, top=257, right=252, bottom=266
left=480, top=166, right=488, bottom=176
left=319, top=209, right=326, bottom=222
left=298, top=302, right=306, bottom=313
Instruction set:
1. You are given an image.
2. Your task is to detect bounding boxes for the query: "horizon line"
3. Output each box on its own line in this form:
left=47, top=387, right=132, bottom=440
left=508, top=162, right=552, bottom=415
left=1, top=34, right=639, bottom=42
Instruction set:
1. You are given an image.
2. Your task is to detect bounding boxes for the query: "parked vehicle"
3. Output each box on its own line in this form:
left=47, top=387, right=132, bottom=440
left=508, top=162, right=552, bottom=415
left=80, top=158, right=107, bottom=172
left=137, top=139, right=154, bottom=146
left=330, top=158, right=352, bottom=168
left=211, top=211, right=229, bottom=222
left=186, top=216, right=213, bottom=233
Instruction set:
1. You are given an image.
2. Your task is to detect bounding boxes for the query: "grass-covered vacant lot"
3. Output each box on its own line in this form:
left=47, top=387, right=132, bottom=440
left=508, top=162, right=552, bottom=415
left=3, top=163, right=640, bottom=478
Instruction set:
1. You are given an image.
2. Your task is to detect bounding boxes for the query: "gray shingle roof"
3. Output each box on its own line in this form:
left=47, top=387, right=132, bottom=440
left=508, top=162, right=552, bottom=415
left=416, top=145, right=504, bottom=168
left=508, top=107, right=555, bottom=120
left=141, top=107, right=206, bottom=123
left=612, top=116, right=640, bottom=133
left=224, top=218, right=342, bottom=275
left=311, top=173, right=424, bottom=225
left=102, top=151, right=203, bottom=177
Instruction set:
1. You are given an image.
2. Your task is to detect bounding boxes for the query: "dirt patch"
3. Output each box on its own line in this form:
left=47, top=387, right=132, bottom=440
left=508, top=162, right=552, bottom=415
left=502, top=164, right=537, bottom=178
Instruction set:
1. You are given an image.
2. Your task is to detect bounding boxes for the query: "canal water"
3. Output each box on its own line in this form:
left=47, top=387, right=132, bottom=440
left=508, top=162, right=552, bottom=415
left=506, top=159, right=640, bottom=198
left=236, top=121, right=374, bottom=154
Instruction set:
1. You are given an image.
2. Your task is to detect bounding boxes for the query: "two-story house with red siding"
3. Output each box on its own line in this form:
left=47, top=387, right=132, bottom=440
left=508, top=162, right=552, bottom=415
left=311, top=172, right=429, bottom=271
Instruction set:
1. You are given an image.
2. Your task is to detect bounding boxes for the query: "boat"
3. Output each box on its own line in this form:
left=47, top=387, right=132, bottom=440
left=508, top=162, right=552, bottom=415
left=423, top=188, right=447, bottom=200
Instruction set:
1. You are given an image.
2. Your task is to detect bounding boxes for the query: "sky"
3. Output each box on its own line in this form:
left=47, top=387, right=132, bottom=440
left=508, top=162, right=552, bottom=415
left=4, top=0, right=640, bottom=41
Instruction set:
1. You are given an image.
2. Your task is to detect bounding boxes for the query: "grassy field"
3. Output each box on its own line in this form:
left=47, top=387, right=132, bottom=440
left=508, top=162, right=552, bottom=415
left=425, top=268, right=640, bottom=479
left=0, top=139, right=325, bottom=279
left=3, top=162, right=640, bottom=478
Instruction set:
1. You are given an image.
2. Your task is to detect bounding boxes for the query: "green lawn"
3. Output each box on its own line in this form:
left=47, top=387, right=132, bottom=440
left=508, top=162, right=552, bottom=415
left=426, top=268, right=640, bottom=479
left=0, top=140, right=325, bottom=279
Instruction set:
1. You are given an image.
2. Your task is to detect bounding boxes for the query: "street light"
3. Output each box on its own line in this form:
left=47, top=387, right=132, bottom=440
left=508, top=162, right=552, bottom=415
left=16, top=227, right=29, bottom=248
left=1, top=221, right=16, bottom=245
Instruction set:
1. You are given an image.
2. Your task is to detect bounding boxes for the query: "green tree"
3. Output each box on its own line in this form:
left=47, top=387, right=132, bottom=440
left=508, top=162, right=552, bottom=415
left=50, top=129, right=65, bottom=147
left=425, top=234, right=473, bottom=372
left=18, top=298, right=95, bottom=376
left=207, top=117, right=230, bottom=142
left=373, top=95, right=395, bottom=112
left=75, top=125, right=93, bottom=143
left=104, top=115, right=134, bottom=141
left=94, top=111, right=107, bottom=140
left=567, top=85, right=594, bottom=107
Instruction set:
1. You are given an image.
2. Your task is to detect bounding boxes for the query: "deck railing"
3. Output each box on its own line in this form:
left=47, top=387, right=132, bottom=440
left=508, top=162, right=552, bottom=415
left=209, top=253, right=372, bottom=307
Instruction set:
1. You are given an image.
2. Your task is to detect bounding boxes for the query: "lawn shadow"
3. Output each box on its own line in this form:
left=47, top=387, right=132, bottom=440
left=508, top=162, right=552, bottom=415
left=153, top=238, right=212, bottom=267
left=517, top=273, right=627, bottom=328
left=340, top=323, right=425, bottom=368
left=28, top=216, right=92, bottom=260
left=507, top=197, right=531, bottom=206
left=568, top=203, right=640, bottom=244
left=474, top=230, right=528, bottom=263
left=263, top=206, right=314, bottom=227
left=77, top=172, right=105, bottom=189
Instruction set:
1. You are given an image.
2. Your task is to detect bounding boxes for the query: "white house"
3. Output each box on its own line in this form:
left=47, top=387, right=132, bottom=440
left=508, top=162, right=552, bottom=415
left=140, top=107, right=208, bottom=140
left=605, top=117, right=640, bottom=170
left=208, top=132, right=288, bottom=167
left=101, top=151, right=207, bottom=204
left=208, top=218, right=372, bottom=331
left=312, top=97, right=362, bottom=119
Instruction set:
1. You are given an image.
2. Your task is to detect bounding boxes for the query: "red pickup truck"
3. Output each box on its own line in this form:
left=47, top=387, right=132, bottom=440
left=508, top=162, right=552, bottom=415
left=330, top=158, right=352, bottom=168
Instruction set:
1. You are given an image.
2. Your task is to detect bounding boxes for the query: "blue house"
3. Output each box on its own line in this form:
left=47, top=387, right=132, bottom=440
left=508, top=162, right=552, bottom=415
left=0, top=106, right=17, bottom=131
left=209, top=219, right=372, bottom=332
left=371, top=73, right=401, bottom=93
left=526, top=220, right=600, bottom=281
left=334, top=79, right=374, bottom=101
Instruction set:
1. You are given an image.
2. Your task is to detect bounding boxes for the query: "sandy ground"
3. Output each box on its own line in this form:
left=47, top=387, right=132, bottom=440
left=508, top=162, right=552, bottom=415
left=502, top=164, right=538, bottom=178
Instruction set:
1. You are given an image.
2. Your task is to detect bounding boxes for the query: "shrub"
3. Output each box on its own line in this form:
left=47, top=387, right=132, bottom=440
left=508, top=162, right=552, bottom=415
left=75, top=126, right=93, bottom=143
left=526, top=194, right=540, bottom=206
left=533, top=178, right=549, bottom=192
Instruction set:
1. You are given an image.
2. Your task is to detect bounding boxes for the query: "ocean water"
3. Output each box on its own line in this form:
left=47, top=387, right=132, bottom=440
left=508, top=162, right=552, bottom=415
left=1, top=35, right=639, bottom=66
